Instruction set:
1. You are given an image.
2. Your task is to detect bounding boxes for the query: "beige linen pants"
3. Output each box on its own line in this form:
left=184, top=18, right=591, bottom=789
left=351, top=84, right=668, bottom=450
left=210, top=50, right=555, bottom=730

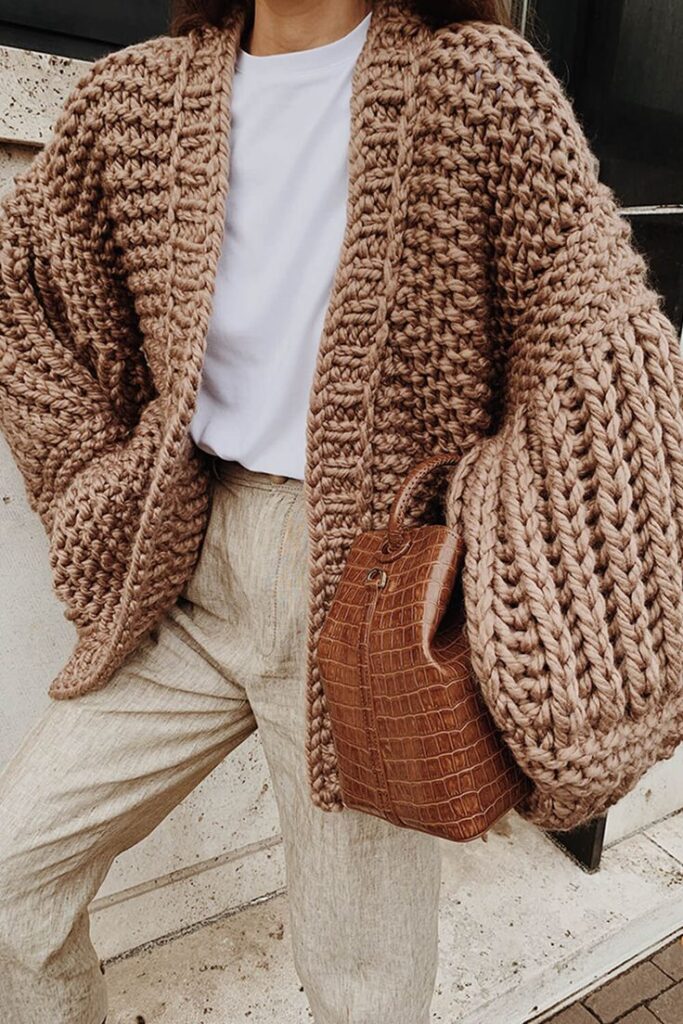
left=0, top=459, right=441, bottom=1024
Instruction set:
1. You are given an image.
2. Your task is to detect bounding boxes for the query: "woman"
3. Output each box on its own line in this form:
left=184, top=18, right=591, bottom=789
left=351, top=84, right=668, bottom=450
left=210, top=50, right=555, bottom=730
left=1, top=0, right=682, bottom=1022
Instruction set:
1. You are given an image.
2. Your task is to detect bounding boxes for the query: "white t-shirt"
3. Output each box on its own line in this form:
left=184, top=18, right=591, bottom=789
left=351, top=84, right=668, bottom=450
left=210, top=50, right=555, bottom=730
left=189, top=10, right=373, bottom=479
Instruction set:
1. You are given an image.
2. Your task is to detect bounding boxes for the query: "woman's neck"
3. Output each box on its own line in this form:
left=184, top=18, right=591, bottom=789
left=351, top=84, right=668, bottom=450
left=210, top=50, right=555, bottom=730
left=245, top=0, right=372, bottom=56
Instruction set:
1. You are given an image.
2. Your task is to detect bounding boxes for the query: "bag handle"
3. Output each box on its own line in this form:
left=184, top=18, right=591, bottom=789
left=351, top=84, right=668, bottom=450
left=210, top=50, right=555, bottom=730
left=385, top=451, right=461, bottom=551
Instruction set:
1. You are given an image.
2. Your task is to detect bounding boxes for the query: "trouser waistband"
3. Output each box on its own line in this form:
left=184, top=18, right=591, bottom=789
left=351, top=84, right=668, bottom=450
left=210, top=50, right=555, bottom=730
left=207, top=455, right=304, bottom=494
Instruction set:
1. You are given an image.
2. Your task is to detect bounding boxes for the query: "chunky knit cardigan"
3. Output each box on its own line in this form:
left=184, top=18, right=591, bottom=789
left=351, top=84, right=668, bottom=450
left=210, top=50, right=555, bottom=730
left=1, top=0, right=682, bottom=831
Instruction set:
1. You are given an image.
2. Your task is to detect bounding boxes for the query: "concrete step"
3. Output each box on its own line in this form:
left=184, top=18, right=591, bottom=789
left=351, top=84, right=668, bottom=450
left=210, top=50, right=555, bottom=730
left=102, top=808, right=683, bottom=1024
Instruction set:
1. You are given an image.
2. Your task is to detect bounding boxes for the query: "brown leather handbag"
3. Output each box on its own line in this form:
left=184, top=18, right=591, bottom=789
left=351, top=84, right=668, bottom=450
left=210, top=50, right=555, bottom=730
left=317, top=452, right=531, bottom=842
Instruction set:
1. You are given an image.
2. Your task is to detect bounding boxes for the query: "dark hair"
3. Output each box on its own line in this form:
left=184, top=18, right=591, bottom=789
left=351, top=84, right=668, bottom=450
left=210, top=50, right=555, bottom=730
left=170, top=0, right=513, bottom=36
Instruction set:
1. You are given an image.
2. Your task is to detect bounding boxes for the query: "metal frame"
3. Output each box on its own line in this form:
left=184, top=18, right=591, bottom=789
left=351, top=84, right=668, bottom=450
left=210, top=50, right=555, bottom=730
left=511, top=0, right=535, bottom=34
left=546, top=816, right=607, bottom=873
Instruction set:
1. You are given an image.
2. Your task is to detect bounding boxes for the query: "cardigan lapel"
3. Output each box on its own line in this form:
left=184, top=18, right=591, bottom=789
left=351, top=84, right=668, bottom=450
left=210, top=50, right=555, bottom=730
left=164, top=0, right=427, bottom=441
left=304, top=0, right=428, bottom=534
left=145, top=2, right=430, bottom=812
left=119, top=0, right=424, bottom=573
left=299, top=0, right=430, bottom=806
left=108, top=9, right=248, bottom=652
left=161, top=7, right=247, bottom=412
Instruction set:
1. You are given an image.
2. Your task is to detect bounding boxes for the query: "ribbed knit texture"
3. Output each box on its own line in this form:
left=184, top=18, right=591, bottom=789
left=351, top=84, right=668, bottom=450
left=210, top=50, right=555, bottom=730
left=1, top=0, right=682, bottom=830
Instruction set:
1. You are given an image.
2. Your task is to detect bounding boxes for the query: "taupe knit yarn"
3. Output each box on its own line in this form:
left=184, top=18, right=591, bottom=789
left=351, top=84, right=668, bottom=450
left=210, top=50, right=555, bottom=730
left=1, top=0, right=682, bottom=831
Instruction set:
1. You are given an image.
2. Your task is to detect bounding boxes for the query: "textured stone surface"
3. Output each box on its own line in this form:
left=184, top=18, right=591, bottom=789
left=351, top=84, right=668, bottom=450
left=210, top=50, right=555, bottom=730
left=0, top=44, right=89, bottom=146
left=100, top=810, right=683, bottom=1024
left=545, top=1004, right=600, bottom=1023
left=105, top=893, right=312, bottom=1024
left=434, top=809, right=683, bottom=1024
left=619, top=1009, right=662, bottom=1024
left=0, top=141, right=36, bottom=196
left=647, top=813, right=683, bottom=864
left=605, top=749, right=683, bottom=847
left=91, top=835, right=285, bottom=962
left=652, top=939, right=683, bottom=982
left=583, top=963, right=671, bottom=1023
left=647, top=980, right=683, bottom=1024
left=546, top=937, right=683, bottom=1024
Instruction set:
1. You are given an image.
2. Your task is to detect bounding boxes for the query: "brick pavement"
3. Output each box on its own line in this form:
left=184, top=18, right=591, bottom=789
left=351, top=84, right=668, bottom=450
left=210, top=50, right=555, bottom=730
left=546, top=936, right=683, bottom=1024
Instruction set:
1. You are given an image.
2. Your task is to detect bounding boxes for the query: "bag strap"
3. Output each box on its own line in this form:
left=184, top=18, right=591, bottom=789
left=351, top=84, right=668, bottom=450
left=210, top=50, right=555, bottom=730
left=386, top=451, right=461, bottom=551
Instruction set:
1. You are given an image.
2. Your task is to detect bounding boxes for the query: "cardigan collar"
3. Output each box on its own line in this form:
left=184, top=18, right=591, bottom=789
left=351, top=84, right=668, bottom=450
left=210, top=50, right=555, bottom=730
left=207, top=0, right=427, bottom=62
left=174, top=0, right=431, bottom=489
left=126, top=0, right=432, bottom=654
left=161, top=0, right=432, bottom=518
left=164, top=3, right=433, bottom=803
left=146, top=0, right=431, bottom=646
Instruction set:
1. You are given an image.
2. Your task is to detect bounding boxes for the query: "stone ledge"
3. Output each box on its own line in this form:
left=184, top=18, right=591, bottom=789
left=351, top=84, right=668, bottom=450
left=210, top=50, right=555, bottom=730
left=0, top=44, right=90, bottom=147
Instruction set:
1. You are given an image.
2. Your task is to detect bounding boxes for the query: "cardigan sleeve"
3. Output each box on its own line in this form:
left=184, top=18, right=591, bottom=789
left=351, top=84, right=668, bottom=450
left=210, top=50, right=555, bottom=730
left=444, top=31, right=683, bottom=830
left=0, top=60, right=151, bottom=534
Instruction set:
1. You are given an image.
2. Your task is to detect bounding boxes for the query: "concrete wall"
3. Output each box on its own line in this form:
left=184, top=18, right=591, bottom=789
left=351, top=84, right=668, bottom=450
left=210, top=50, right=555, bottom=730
left=0, top=42, right=680, bottom=958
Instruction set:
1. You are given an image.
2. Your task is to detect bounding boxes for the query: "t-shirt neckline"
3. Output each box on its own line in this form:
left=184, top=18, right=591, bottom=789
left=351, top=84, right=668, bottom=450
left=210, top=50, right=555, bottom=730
left=236, top=9, right=372, bottom=79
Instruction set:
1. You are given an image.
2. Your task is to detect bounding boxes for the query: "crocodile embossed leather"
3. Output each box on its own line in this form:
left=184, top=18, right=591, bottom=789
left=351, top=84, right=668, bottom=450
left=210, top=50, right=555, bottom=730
left=317, top=453, right=532, bottom=842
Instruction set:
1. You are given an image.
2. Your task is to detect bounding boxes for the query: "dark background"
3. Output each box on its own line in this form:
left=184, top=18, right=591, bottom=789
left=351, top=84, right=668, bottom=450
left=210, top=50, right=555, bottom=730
left=0, top=0, right=681, bottom=332
left=528, top=0, right=682, bottom=332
